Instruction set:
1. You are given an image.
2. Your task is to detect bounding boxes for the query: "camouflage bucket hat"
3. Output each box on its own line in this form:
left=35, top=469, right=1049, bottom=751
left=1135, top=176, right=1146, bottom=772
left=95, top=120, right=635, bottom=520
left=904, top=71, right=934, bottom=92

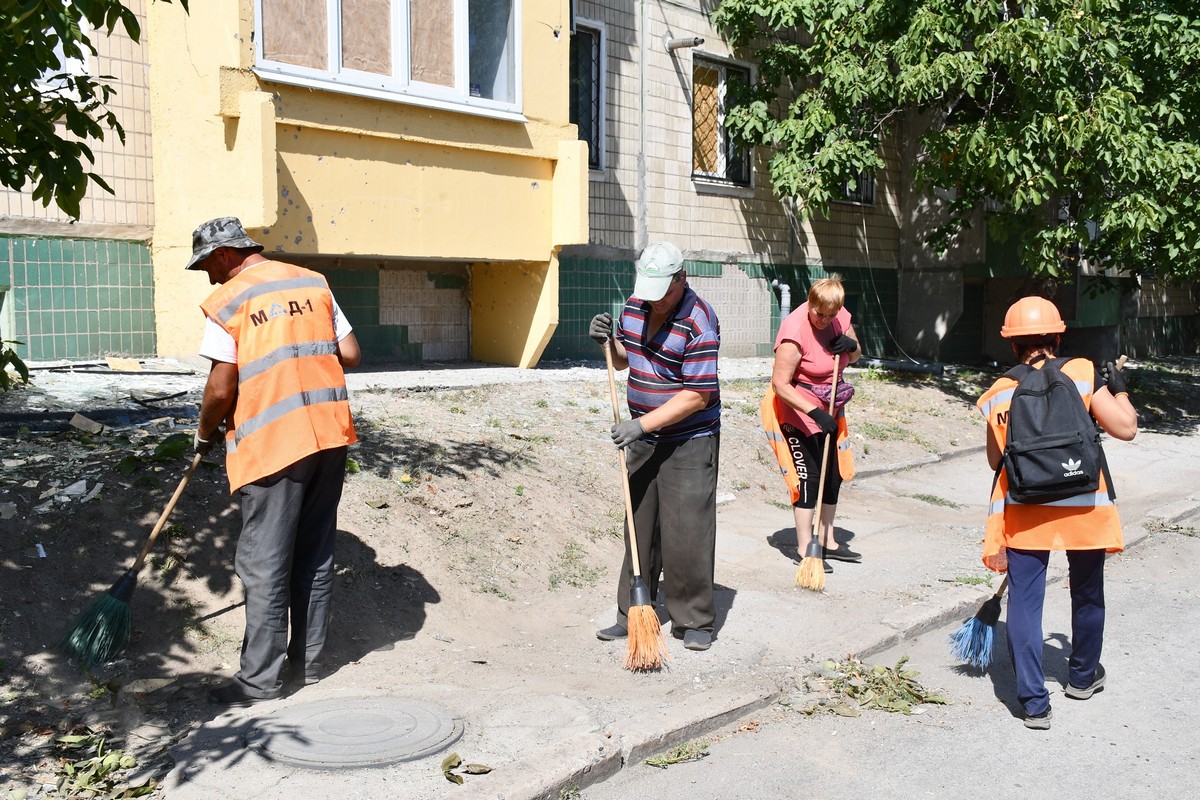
left=185, top=216, right=265, bottom=270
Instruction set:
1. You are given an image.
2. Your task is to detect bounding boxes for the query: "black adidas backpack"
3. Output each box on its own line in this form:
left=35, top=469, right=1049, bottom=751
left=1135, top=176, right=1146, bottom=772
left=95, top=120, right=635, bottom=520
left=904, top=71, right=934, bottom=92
left=999, top=356, right=1114, bottom=504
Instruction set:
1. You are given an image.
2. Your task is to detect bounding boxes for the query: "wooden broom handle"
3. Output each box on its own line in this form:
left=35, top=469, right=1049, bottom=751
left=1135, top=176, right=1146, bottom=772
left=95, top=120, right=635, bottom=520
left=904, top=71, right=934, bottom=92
left=810, top=352, right=841, bottom=536
left=131, top=451, right=204, bottom=572
left=603, top=339, right=646, bottom=579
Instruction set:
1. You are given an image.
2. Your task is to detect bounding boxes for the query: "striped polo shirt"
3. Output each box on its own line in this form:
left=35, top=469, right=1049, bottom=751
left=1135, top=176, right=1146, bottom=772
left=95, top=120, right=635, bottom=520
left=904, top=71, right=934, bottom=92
left=617, top=285, right=721, bottom=443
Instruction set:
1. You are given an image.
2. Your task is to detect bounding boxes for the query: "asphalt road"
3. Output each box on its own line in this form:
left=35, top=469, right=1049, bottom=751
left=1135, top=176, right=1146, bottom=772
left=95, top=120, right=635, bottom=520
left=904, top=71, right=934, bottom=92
left=582, top=529, right=1200, bottom=800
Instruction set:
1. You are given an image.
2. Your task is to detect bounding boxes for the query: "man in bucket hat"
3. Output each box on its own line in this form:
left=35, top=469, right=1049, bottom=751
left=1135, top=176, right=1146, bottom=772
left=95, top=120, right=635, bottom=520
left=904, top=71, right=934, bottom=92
left=189, top=217, right=361, bottom=706
left=588, top=241, right=722, bottom=652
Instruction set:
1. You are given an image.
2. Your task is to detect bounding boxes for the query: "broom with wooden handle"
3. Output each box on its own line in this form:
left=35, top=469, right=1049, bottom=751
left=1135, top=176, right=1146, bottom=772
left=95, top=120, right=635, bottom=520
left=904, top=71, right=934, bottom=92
left=61, top=451, right=205, bottom=668
left=603, top=339, right=669, bottom=671
left=796, top=352, right=842, bottom=591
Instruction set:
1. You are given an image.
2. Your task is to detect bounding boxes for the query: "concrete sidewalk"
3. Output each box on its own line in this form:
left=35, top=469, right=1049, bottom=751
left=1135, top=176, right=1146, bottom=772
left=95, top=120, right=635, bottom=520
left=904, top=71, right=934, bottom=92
left=159, top=429, right=1200, bottom=800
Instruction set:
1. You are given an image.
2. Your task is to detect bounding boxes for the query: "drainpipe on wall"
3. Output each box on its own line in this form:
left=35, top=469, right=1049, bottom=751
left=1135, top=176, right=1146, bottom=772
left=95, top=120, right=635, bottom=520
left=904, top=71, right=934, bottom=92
left=772, top=279, right=792, bottom=320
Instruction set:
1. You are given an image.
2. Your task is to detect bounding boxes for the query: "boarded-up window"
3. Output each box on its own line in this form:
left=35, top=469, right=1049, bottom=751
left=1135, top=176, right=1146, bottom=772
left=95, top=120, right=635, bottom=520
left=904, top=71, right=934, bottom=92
left=256, top=0, right=519, bottom=111
left=262, top=0, right=328, bottom=70
left=410, top=0, right=455, bottom=86
left=692, top=64, right=719, bottom=176
left=692, top=57, right=750, bottom=185
left=342, top=0, right=392, bottom=75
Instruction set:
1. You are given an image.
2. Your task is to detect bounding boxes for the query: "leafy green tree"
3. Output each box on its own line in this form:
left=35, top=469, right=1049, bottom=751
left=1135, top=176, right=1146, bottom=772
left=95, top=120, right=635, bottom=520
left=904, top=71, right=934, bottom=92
left=714, top=0, right=1200, bottom=278
left=1, top=0, right=187, bottom=219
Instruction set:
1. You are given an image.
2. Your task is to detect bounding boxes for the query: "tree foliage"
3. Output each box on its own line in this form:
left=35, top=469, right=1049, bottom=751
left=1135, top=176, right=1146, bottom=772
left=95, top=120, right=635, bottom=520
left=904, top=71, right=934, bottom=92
left=714, top=0, right=1200, bottom=278
left=0, top=0, right=187, bottom=219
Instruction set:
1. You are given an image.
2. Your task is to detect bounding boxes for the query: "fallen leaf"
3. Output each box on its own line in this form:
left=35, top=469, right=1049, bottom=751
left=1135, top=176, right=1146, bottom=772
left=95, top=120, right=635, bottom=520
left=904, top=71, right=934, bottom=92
left=506, top=536, right=522, bottom=544
left=365, top=500, right=389, bottom=509
left=461, top=763, right=492, bottom=775
left=440, top=753, right=462, bottom=772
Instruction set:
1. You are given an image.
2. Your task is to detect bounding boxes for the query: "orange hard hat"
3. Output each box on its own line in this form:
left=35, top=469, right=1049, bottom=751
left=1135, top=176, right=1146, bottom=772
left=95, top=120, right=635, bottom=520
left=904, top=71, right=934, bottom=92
left=1000, top=296, right=1065, bottom=338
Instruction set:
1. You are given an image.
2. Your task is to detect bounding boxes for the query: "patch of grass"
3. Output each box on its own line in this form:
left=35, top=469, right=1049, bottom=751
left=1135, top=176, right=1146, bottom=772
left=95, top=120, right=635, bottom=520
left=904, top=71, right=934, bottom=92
left=477, top=583, right=515, bottom=601
left=559, top=787, right=581, bottom=800
left=646, top=738, right=709, bottom=768
left=858, top=421, right=935, bottom=452
left=768, top=499, right=793, bottom=511
left=515, top=485, right=525, bottom=496
left=448, top=406, right=466, bottom=414
left=548, top=541, right=604, bottom=590
left=907, top=493, right=962, bottom=509
left=953, top=575, right=993, bottom=586
left=536, top=398, right=549, bottom=408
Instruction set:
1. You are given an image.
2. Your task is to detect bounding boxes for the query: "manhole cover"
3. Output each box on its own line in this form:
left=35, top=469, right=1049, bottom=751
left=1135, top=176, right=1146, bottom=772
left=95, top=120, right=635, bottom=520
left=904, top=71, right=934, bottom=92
left=246, top=697, right=463, bottom=769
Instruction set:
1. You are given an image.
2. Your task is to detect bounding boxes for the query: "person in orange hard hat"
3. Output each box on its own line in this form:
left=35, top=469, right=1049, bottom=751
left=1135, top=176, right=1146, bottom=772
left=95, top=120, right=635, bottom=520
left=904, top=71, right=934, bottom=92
left=976, top=295, right=1137, bottom=729
left=189, top=217, right=361, bottom=707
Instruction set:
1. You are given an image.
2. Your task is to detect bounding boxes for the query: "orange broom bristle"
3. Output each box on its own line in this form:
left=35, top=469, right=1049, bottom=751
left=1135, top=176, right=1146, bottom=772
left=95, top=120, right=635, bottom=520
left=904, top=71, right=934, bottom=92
left=623, top=604, right=670, bottom=671
left=796, top=556, right=825, bottom=591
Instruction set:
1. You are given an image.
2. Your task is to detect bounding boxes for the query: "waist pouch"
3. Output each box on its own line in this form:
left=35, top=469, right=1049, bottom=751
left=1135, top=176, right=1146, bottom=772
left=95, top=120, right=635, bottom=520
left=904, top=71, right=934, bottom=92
left=795, top=379, right=855, bottom=410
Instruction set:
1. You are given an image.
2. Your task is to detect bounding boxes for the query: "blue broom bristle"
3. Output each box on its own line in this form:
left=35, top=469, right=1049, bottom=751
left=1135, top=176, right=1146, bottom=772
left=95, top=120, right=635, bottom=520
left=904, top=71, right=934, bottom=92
left=948, top=616, right=995, bottom=670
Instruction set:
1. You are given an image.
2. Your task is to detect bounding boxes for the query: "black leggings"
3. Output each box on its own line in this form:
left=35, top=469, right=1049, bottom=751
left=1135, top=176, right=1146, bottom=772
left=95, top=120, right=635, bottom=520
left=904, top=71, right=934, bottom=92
left=780, top=423, right=842, bottom=509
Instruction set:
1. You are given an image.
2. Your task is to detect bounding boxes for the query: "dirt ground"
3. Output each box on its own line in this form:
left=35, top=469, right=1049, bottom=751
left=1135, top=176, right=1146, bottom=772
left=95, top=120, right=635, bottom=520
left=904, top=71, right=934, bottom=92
left=1, top=355, right=1197, bottom=796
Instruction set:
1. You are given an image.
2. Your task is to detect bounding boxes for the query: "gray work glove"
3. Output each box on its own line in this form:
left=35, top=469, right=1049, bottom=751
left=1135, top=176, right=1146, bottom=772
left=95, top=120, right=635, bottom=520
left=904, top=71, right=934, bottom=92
left=828, top=333, right=858, bottom=354
left=194, top=430, right=215, bottom=456
left=611, top=419, right=645, bottom=449
left=806, top=407, right=838, bottom=436
left=589, top=312, right=614, bottom=345
left=1102, top=360, right=1127, bottom=396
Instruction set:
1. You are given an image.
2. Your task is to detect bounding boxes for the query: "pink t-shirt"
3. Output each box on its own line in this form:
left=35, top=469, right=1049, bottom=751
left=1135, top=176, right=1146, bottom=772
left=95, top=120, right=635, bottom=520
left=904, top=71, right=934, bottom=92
left=773, top=302, right=853, bottom=436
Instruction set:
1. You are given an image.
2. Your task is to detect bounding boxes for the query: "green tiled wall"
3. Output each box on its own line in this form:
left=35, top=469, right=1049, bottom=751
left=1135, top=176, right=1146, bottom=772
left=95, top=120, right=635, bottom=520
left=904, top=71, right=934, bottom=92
left=758, top=264, right=900, bottom=359
left=320, top=267, right=422, bottom=363
left=542, top=255, right=633, bottom=361
left=0, top=236, right=156, bottom=360
left=548, top=256, right=902, bottom=362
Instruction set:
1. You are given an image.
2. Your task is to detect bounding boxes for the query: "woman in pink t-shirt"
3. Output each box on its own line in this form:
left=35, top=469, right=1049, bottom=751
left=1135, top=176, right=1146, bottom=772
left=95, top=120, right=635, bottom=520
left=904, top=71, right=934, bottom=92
left=768, top=275, right=862, bottom=569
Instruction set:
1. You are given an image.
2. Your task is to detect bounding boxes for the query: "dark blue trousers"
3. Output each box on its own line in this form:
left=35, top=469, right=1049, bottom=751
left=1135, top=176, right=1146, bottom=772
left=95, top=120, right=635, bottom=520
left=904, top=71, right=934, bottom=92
left=1005, top=547, right=1106, bottom=716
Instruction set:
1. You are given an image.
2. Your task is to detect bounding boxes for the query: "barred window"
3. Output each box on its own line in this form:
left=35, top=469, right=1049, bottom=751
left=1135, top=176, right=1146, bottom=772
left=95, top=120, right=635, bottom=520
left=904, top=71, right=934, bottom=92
left=839, top=170, right=876, bottom=205
left=569, top=22, right=603, bottom=170
left=692, top=57, right=750, bottom=185
left=255, top=0, right=521, bottom=117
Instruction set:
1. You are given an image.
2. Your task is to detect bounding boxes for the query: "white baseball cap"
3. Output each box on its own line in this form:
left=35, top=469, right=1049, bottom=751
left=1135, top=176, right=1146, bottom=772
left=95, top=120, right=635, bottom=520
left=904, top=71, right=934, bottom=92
left=634, top=242, right=685, bottom=301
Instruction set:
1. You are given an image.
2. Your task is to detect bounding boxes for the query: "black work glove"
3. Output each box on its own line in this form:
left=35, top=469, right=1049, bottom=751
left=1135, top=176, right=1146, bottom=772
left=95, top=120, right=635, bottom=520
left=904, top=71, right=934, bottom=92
left=828, top=333, right=858, bottom=355
left=806, top=407, right=838, bottom=436
left=589, top=312, right=614, bottom=345
left=194, top=430, right=215, bottom=456
left=611, top=419, right=645, bottom=449
left=1102, top=360, right=1127, bottom=396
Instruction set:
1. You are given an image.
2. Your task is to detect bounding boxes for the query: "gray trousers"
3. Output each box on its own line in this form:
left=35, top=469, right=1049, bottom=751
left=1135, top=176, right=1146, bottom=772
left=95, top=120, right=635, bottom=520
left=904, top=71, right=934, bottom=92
left=615, top=434, right=718, bottom=635
left=233, top=446, right=347, bottom=697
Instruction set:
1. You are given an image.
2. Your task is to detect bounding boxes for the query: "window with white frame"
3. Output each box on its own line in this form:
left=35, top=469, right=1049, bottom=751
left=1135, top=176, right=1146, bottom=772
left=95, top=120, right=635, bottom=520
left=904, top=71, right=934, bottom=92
left=838, top=170, right=876, bottom=205
left=254, top=0, right=521, bottom=117
left=569, top=21, right=603, bottom=171
left=692, top=56, right=750, bottom=186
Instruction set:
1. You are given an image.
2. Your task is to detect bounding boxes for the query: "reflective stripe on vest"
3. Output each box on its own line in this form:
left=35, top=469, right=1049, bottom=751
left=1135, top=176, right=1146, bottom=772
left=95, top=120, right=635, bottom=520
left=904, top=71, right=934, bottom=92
left=212, top=276, right=330, bottom=325
left=200, top=261, right=355, bottom=491
left=976, top=357, right=1122, bottom=571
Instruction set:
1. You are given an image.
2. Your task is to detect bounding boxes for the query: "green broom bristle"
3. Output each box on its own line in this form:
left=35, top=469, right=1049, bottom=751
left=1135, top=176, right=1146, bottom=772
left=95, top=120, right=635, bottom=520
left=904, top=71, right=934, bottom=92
left=61, top=593, right=132, bottom=669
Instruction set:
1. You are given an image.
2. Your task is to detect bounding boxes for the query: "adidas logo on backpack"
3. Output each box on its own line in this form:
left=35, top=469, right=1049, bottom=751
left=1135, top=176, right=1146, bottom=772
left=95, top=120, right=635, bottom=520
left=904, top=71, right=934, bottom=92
left=1000, top=356, right=1110, bottom=504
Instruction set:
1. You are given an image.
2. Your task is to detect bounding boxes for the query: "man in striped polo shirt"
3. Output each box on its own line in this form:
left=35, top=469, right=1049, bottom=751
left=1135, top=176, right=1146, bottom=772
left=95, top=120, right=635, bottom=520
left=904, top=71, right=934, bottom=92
left=589, top=241, right=721, bottom=652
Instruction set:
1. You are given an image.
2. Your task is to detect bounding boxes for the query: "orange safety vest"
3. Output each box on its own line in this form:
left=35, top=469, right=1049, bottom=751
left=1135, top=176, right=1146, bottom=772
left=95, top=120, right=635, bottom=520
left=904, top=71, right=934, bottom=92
left=760, top=385, right=855, bottom=505
left=976, top=356, right=1122, bottom=572
left=200, top=261, right=356, bottom=492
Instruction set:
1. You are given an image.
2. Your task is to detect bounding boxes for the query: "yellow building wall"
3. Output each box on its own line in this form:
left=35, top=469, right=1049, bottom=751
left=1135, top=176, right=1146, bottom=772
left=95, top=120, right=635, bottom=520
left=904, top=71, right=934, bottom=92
left=147, top=0, right=586, bottom=365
